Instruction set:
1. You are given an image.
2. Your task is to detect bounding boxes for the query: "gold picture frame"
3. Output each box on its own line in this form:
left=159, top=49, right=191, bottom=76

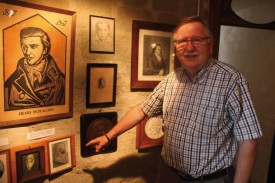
left=0, top=0, right=76, bottom=127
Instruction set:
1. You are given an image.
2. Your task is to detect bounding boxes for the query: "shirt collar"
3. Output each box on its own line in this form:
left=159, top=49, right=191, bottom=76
left=182, top=58, right=214, bottom=83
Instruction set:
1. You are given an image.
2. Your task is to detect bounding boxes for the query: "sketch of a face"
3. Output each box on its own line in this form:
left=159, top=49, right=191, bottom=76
left=96, top=22, right=110, bottom=41
left=26, top=154, right=34, bottom=170
left=21, top=36, right=45, bottom=65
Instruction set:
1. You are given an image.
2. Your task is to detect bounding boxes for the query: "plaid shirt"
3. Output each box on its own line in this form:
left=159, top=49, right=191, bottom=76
left=141, top=58, right=262, bottom=177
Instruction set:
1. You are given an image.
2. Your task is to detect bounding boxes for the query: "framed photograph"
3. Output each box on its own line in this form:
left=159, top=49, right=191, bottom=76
left=0, top=0, right=76, bottom=127
left=80, top=112, right=117, bottom=157
left=48, top=135, right=76, bottom=174
left=0, top=150, right=11, bottom=183
left=136, top=116, right=164, bottom=149
left=86, top=63, right=117, bottom=108
left=131, top=20, right=176, bottom=91
left=89, top=15, right=115, bottom=53
left=10, top=141, right=49, bottom=183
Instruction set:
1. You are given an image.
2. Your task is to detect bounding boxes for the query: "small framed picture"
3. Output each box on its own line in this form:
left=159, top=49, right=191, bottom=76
left=89, top=15, right=115, bottom=53
left=0, top=150, right=11, bottom=183
left=136, top=116, right=164, bottom=149
left=86, top=63, right=117, bottom=108
left=15, top=146, right=46, bottom=182
left=80, top=112, right=117, bottom=157
left=48, top=135, right=76, bottom=174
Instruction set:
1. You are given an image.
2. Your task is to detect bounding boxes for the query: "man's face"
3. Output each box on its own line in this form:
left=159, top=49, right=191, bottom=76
left=174, top=22, right=213, bottom=75
left=21, top=36, right=45, bottom=65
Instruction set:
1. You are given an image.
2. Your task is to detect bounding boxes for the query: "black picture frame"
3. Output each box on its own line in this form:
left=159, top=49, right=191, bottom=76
left=86, top=63, right=117, bottom=108
left=80, top=112, right=117, bottom=157
left=89, top=15, right=115, bottom=53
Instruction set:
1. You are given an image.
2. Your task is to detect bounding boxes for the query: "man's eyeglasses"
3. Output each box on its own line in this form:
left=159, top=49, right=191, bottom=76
left=174, top=37, right=210, bottom=47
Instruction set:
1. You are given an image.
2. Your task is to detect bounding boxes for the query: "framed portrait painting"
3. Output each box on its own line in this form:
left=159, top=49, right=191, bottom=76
left=0, top=150, right=11, bottom=183
left=89, top=15, right=115, bottom=53
left=48, top=135, right=76, bottom=174
left=131, top=20, right=177, bottom=91
left=0, top=0, right=76, bottom=127
left=80, top=112, right=117, bottom=157
left=86, top=63, right=117, bottom=108
left=136, top=116, right=164, bottom=149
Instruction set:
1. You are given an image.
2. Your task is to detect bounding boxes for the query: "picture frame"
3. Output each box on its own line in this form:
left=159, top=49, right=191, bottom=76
left=10, top=141, right=49, bottom=183
left=0, top=150, right=11, bottom=183
left=136, top=116, right=164, bottom=149
left=131, top=20, right=176, bottom=91
left=48, top=134, right=76, bottom=174
left=0, top=0, right=76, bottom=128
left=80, top=112, right=117, bottom=157
left=89, top=15, right=115, bottom=53
left=86, top=63, right=117, bottom=108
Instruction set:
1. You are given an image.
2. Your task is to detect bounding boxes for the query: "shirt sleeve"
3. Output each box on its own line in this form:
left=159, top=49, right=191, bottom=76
left=141, top=77, right=166, bottom=117
left=227, top=75, right=263, bottom=141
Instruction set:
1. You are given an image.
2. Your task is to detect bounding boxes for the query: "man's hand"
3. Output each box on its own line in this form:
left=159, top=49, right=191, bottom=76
left=85, top=135, right=110, bottom=152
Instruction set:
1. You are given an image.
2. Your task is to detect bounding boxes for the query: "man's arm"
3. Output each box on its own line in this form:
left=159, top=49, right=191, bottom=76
left=86, top=104, right=146, bottom=152
left=233, top=139, right=258, bottom=183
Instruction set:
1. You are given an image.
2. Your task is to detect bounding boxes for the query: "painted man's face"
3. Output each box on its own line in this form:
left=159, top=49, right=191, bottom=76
left=96, top=23, right=109, bottom=41
left=21, top=36, right=45, bottom=65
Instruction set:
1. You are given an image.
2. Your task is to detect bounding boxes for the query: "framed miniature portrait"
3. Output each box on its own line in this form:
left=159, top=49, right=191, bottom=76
left=89, top=15, right=115, bottom=53
left=16, top=147, right=46, bottom=182
left=10, top=141, right=49, bottom=183
left=131, top=20, right=177, bottom=91
left=136, top=116, right=164, bottom=149
left=86, top=63, right=117, bottom=108
left=0, top=0, right=76, bottom=127
left=48, top=135, right=76, bottom=174
left=0, top=150, right=11, bottom=183
left=80, top=112, right=117, bottom=157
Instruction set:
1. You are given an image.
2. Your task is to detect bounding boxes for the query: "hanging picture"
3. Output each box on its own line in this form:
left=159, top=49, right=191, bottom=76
left=86, top=63, right=117, bottom=108
left=136, top=116, right=164, bottom=149
left=131, top=20, right=177, bottom=91
left=0, top=150, right=11, bottom=183
left=10, top=141, right=49, bottom=183
left=80, top=112, right=117, bottom=157
left=89, top=15, right=115, bottom=53
left=48, top=135, right=76, bottom=174
left=0, top=0, right=76, bottom=127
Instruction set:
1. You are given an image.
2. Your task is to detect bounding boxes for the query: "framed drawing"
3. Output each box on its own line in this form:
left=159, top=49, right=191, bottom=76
left=10, top=141, right=49, bottom=183
left=80, top=112, right=117, bottom=157
left=0, top=150, right=11, bottom=183
left=0, top=0, right=76, bottom=127
left=131, top=20, right=177, bottom=91
left=136, top=116, right=164, bottom=149
left=89, top=15, right=115, bottom=53
left=86, top=63, right=117, bottom=108
left=15, top=146, right=46, bottom=182
left=48, top=134, right=76, bottom=174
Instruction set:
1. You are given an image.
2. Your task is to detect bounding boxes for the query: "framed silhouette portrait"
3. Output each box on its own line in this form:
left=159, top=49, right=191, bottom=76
left=0, top=150, right=11, bottom=183
left=0, top=0, right=76, bottom=127
left=48, top=135, right=76, bottom=174
left=136, top=116, right=164, bottom=149
left=131, top=20, right=177, bottom=91
left=80, top=112, right=117, bottom=157
left=86, top=63, right=117, bottom=108
left=89, top=15, right=115, bottom=53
